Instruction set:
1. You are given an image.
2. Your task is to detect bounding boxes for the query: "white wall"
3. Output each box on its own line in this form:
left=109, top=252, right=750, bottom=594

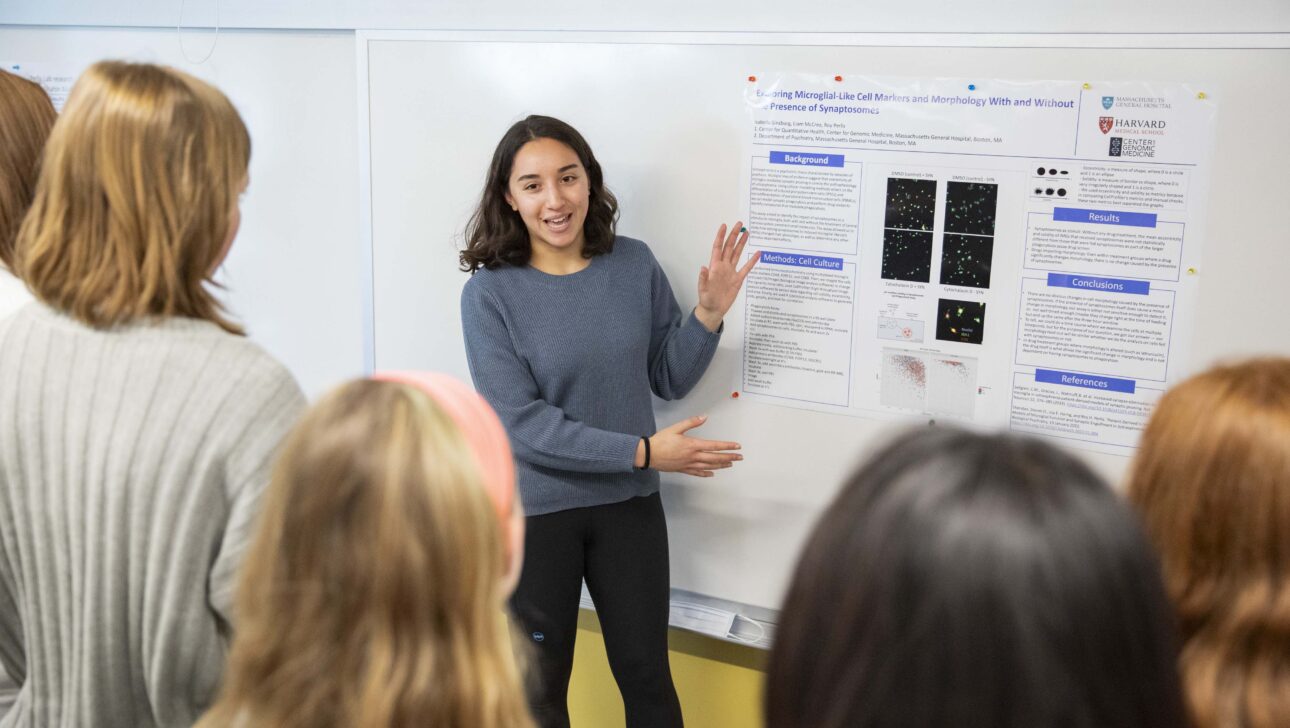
left=0, top=25, right=366, bottom=397
left=1, top=0, right=1288, bottom=33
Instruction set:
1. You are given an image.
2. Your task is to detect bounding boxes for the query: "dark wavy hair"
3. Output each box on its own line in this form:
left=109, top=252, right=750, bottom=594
left=460, top=115, right=618, bottom=272
left=766, top=427, right=1187, bottom=728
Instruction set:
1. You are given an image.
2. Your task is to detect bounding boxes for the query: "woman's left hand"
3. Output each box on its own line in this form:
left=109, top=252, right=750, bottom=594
left=695, top=221, right=760, bottom=332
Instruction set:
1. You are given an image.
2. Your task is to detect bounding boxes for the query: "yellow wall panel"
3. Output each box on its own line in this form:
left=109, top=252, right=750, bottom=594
left=567, top=611, right=766, bottom=728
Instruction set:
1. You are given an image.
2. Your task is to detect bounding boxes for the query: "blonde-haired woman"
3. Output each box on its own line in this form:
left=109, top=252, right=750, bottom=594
left=0, top=69, right=56, bottom=320
left=0, top=61, right=304, bottom=726
left=1127, top=358, right=1290, bottom=728
left=199, top=373, right=534, bottom=728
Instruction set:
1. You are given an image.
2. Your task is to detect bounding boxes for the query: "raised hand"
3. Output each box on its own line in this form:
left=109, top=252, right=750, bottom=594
left=695, top=221, right=760, bottom=332
left=636, top=415, right=743, bottom=478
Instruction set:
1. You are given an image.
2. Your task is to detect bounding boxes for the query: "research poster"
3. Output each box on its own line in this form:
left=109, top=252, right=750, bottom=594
left=4, top=61, right=78, bottom=110
left=737, top=74, right=1215, bottom=454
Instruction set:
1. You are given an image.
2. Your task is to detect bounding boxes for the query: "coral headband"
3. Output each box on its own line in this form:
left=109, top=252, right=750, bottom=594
left=372, top=371, right=516, bottom=522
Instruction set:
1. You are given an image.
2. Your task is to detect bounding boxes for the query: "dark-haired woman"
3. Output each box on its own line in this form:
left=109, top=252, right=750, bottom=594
left=460, top=115, right=758, bottom=728
left=765, top=428, right=1188, bottom=728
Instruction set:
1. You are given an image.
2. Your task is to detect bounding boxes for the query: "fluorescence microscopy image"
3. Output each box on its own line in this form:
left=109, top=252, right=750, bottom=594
left=881, top=229, right=933, bottom=282
left=884, top=177, right=937, bottom=231
left=939, top=233, right=994, bottom=288
left=936, top=298, right=986, bottom=345
left=944, top=181, right=998, bottom=236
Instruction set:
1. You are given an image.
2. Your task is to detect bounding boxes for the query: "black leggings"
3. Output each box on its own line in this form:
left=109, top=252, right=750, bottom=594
left=510, top=492, right=683, bottom=728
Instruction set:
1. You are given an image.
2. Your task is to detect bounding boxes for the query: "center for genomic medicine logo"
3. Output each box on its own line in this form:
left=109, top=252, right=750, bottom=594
left=1109, top=136, right=1156, bottom=159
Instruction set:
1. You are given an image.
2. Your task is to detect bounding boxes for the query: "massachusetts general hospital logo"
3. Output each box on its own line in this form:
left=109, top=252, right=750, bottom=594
left=1102, top=96, right=1115, bottom=109
left=1099, top=116, right=1114, bottom=134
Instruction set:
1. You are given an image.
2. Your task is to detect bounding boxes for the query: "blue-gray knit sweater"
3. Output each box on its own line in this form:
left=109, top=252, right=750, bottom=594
left=461, top=236, right=721, bottom=516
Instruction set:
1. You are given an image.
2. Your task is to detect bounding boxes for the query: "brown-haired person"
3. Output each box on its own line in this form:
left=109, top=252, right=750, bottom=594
left=0, top=69, right=56, bottom=321
left=1127, top=358, right=1290, bottom=728
left=766, top=428, right=1188, bottom=728
left=0, top=62, right=305, bottom=726
left=200, top=372, right=534, bottom=728
left=0, top=66, right=56, bottom=722
left=460, top=115, right=759, bottom=728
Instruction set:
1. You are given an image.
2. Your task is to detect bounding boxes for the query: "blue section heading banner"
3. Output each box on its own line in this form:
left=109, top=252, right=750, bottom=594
left=760, top=251, right=845, bottom=271
left=770, top=151, right=845, bottom=168
left=1047, top=273, right=1150, bottom=295
left=1053, top=207, right=1157, bottom=228
left=1035, top=369, right=1136, bottom=394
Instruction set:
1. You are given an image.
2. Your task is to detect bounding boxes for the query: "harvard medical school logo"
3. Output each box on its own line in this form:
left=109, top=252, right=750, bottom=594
left=1102, top=96, right=1115, bottom=109
left=1100, top=117, right=1169, bottom=136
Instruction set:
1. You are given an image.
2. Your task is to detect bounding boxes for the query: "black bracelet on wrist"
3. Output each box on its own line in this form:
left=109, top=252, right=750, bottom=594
left=640, top=435, right=651, bottom=470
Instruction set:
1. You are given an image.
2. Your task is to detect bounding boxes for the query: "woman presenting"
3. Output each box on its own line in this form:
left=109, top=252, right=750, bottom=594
left=460, top=115, right=757, bottom=728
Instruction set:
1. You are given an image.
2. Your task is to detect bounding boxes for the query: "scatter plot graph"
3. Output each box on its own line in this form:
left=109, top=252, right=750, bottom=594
left=884, top=178, right=937, bottom=231
left=936, top=298, right=986, bottom=345
left=880, top=350, right=927, bottom=412
left=944, top=182, right=998, bottom=236
left=927, top=356, right=978, bottom=418
left=881, top=229, right=934, bottom=282
left=939, top=233, right=994, bottom=288
left=880, top=349, right=980, bottom=418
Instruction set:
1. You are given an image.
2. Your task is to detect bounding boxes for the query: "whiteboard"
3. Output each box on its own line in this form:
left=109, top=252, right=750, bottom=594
left=0, top=26, right=367, bottom=397
left=363, top=32, right=1290, bottom=612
